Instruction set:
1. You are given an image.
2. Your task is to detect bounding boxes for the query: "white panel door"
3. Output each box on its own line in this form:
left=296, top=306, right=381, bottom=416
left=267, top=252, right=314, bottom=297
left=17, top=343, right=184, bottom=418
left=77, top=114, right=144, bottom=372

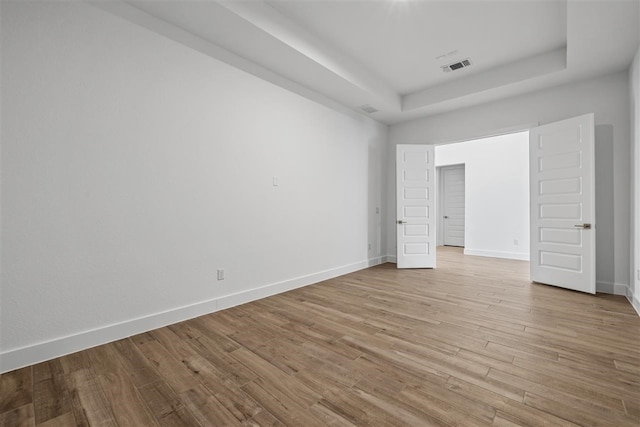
left=396, top=145, right=436, bottom=269
left=530, top=113, right=595, bottom=293
left=442, top=165, right=465, bottom=247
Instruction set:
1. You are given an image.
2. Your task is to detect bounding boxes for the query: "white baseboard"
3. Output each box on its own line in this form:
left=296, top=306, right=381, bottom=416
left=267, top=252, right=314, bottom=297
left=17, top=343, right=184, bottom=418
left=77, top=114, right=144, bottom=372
left=592, top=282, right=640, bottom=317
left=0, top=298, right=221, bottom=375
left=626, top=286, right=640, bottom=316
left=380, top=255, right=640, bottom=317
left=0, top=256, right=385, bottom=374
left=383, top=252, right=531, bottom=263
left=463, top=248, right=530, bottom=261
left=596, top=281, right=629, bottom=295
left=216, top=256, right=384, bottom=311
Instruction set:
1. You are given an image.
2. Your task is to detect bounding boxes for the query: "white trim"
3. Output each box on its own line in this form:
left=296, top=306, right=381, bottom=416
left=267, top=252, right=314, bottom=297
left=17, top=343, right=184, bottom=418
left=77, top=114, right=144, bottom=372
left=596, top=282, right=639, bottom=317
left=0, top=256, right=384, bottom=374
left=432, top=123, right=538, bottom=147
left=386, top=255, right=397, bottom=264
left=596, top=281, right=629, bottom=295
left=0, top=299, right=219, bottom=374
left=216, top=257, right=384, bottom=311
left=463, top=248, right=530, bottom=261
left=625, top=286, right=640, bottom=316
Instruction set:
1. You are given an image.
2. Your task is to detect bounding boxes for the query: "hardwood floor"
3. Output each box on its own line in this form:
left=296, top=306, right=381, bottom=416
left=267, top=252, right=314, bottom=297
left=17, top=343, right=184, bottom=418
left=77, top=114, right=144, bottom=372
left=2, top=247, right=639, bottom=426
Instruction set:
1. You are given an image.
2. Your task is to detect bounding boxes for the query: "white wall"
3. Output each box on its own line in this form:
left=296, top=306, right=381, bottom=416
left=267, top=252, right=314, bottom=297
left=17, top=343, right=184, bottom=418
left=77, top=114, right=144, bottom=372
left=388, top=71, right=630, bottom=294
left=630, top=46, right=640, bottom=314
left=435, top=132, right=529, bottom=260
left=0, top=1, right=388, bottom=372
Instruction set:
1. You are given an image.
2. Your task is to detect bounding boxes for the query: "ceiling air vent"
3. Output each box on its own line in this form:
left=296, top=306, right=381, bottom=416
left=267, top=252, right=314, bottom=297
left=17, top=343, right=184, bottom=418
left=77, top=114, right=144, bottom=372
left=442, top=58, right=472, bottom=73
left=359, top=104, right=379, bottom=114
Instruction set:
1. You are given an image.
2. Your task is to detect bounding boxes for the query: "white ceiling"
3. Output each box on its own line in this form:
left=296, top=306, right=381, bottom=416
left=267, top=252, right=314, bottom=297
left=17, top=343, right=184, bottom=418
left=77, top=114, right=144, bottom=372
left=268, top=0, right=567, bottom=95
left=98, top=0, right=639, bottom=124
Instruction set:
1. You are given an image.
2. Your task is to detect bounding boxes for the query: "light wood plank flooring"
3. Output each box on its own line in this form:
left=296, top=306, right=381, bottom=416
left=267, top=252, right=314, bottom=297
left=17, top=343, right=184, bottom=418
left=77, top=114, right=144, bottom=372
left=2, top=247, right=639, bottom=426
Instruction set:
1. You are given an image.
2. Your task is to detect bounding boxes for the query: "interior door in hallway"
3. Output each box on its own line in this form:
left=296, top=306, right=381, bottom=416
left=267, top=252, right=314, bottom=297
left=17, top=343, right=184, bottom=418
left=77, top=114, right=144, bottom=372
left=442, top=165, right=465, bottom=247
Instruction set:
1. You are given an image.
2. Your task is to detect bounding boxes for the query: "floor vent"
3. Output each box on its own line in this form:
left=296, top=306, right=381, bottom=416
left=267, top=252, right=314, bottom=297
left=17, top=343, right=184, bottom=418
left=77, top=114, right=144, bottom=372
left=442, top=58, right=472, bottom=72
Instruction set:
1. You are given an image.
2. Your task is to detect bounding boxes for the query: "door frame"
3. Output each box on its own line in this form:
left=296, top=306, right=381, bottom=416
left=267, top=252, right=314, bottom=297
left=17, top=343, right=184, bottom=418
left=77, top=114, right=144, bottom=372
left=396, top=124, right=536, bottom=267
left=436, top=163, right=466, bottom=247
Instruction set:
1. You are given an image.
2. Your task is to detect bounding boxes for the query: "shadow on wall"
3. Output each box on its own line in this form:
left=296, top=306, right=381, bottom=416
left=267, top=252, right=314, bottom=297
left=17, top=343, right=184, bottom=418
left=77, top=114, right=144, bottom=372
left=595, top=124, right=615, bottom=287
left=368, top=140, right=383, bottom=262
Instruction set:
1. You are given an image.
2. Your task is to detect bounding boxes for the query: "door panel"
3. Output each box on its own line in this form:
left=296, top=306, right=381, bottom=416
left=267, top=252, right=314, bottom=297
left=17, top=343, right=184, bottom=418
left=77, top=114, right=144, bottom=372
left=530, top=113, right=595, bottom=293
left=396, top=145, right=435, bottom=269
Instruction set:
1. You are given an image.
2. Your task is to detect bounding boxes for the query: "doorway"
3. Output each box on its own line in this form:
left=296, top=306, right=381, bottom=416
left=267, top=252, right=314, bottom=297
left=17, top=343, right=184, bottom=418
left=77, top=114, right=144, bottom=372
left=396, top=118, right=596, bottom=294
left=434, top=131, right=530, bottom=261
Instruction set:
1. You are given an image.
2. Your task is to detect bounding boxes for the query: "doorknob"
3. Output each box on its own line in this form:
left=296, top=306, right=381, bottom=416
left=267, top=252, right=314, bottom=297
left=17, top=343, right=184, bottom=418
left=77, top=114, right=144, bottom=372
left=574, top=223, right=592, bottom=229
left=397, top=220, right=407, bottom=224
left=443, top=216, right=449, bottom=219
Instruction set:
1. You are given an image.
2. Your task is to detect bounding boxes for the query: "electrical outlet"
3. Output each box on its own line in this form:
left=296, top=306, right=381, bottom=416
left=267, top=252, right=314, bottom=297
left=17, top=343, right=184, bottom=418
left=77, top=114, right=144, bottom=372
left=368, top=243, right=372, bottom=251
left=514, top=239, right=519, bottom=245
left=217, top=269, right=225, bottom=280
left=376, top=207, right=380, bottom=214
left=637, top=269, right=640, bottom=281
